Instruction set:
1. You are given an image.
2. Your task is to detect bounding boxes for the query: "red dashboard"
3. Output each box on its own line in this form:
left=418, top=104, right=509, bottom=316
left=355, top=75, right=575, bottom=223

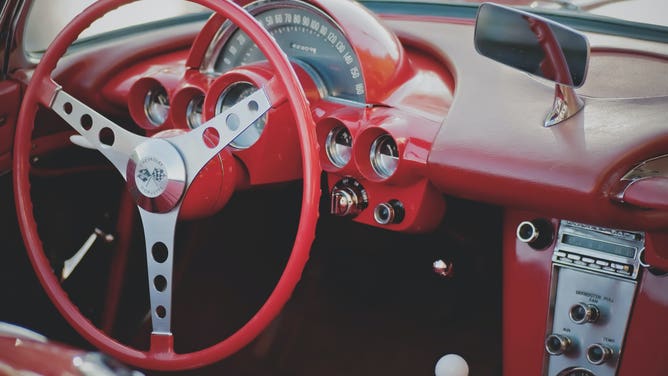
left=1, top=0, right=668, bottom=374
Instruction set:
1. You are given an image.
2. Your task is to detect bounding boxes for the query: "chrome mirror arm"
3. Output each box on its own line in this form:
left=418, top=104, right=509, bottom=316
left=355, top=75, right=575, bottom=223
left=544, top=83, right=585, bottom=127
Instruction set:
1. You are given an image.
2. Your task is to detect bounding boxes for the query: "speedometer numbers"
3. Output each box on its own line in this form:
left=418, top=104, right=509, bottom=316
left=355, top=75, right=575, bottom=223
left=214, top=2, right=365, bottom=103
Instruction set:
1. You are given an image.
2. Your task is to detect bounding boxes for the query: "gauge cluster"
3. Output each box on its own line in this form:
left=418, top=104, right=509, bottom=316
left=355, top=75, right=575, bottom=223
left=205, top=0, right=366, bottom=103
left=108, top=0, right=455, bottom=232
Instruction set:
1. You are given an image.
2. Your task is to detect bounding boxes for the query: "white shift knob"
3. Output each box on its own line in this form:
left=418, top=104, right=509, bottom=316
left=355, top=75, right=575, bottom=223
left=435, top=354, right=469, bottom=376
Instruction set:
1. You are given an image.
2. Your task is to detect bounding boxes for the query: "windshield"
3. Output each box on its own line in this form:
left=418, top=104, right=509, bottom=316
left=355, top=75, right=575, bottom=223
left=363, top=0, right=668, bottom=28
left=23, top=0, right=667, bottom=54
left=24, top=0, right=208, bottom=53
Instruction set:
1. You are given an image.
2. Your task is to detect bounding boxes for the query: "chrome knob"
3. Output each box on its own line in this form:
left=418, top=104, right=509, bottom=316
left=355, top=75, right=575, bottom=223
left=569, top=303, right=600, bottom=324
left=373, top=200, right=405, bottom=225
left=517, top=221, right=539, bottom=243
left=516, top=219, right=554, bottom=249
left=586, top=343, right=613, bottom=365
left=433, top=259, right=454, bottom=278
left=545, top=334, right=571, bottom=355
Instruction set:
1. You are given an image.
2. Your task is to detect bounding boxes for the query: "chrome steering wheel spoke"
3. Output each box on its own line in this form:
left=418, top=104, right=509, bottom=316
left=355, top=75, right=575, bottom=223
left=137, top=207, right=179, bottom=337
left=168, top=87, right=271, bottom=185
left=51, top=89, right=147, bottom=177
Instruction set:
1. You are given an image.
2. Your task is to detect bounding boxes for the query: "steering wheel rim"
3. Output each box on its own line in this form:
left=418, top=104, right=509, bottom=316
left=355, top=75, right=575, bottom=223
left=13, top=0, right=320, bottom=371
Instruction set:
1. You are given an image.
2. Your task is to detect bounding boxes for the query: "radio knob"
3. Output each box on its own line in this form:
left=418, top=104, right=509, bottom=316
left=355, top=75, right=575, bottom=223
left=545, top=334, right=572, bottom=355
left=516, top=219, right=554, bottom=249
left=569, top=303, right=600, bottom=324
left=586, top=343, right=613, bottom=365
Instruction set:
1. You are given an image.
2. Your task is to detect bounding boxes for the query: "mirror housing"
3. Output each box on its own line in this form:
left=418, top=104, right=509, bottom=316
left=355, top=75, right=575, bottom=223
left=474, top=3, right=590, bottom=127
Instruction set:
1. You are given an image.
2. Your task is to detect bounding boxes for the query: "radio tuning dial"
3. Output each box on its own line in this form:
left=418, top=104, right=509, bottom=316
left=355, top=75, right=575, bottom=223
left=330, top=178, right=368, bottom=217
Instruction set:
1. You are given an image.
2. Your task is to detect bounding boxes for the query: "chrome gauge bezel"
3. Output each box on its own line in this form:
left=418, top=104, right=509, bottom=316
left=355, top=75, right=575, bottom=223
left=370, top=134, right=399, bottom=179
left=144, top=86, right=170, bottom=127
left=325, top=126, right=353, bottom=168
left=185, top=94, right=205, bottom=129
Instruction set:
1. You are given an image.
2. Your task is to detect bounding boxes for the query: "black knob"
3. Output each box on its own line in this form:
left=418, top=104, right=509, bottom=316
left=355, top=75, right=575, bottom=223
left=569, top=303, right=600, bottom=324
left=516, top=219, right=554, bottom=249
left=586, top=343, right=613, bottom=365
left=545, top=334, right=571, bottom=355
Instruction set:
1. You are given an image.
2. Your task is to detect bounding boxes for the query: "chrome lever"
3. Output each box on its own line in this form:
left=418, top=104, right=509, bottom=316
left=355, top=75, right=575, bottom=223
left=61, top=228, right=114, bottom=281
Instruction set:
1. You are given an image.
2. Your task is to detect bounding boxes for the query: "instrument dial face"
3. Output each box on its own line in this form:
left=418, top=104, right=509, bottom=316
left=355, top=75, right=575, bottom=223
left=370, top=134, right=399, bottom=179
left=213, top=1, right=365, bottom=103
left=144, top=86, right=170, bottom=127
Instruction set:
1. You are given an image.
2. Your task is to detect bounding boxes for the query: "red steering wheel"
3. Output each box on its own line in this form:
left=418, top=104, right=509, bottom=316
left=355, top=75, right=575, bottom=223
left=13, top=0, right=319, bottom=370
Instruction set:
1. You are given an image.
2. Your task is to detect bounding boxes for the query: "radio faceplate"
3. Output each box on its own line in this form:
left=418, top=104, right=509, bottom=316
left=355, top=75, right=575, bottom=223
left=553, top=221, right=644, bottom=280
left=542, top=221, right=644, bottom=376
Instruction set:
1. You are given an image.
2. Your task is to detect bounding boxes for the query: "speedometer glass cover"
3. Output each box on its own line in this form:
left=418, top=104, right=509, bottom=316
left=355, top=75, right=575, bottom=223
left=209, top=0, right=366, bottom=103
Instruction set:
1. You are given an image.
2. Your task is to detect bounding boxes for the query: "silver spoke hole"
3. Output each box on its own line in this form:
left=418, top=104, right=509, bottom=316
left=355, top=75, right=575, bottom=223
left=156, top=305, right=166, bottom=319
left=63, top=102, right=73, bottom=114
left=152, top=242, right=168, bottom=263
left=154, top=275, right=167, bottom=292
left=99, top=127, right=115, bottom=146
left=226, top=113, right=240, bottom=131
left=248, top=100, right=259, bottom=112
left=81, top=114, right=93, bottom=131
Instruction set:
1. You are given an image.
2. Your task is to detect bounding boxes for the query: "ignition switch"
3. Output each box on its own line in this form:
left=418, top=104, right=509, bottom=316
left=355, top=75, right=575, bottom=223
left=330, top=177, right=368, bottom=217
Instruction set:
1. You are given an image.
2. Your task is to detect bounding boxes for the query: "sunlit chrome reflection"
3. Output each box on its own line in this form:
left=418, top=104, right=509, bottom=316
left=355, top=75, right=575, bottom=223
left=144, top=86, right=170, bottom=127
left=325, top=126, right=352, bottom=168
left=186, top=95, right=205, bottom=129
left=370, top=134, right=399, bottom=179
left=216, top=82, right=266, bottom=149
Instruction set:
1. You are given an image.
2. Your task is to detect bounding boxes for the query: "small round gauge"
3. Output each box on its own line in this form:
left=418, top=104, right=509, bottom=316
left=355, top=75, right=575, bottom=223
left=325, top=126, right=352, bottom=167
left=144, top=86, right=169, bottom=127
left=186, top=94, right=205, bottom=129
left=210, top=1, right=365, bottom=103
left=216, top=82, right=267, bottom=149
left=370, top=134, right=399, bottom=179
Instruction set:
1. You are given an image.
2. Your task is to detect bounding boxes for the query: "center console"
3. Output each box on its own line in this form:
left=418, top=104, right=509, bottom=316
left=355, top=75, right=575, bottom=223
left=541, top=221, right=645, bottom=376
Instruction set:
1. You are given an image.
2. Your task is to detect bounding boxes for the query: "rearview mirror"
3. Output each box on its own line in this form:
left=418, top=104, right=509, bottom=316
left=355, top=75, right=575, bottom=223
left=474, top=2, right=589, bottom=88
left=474, top=3, right=590, bottom=127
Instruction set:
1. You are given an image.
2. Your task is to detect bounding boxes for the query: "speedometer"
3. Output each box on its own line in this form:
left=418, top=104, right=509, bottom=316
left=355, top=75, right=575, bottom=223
left=207, top=0, right=366, bottom=103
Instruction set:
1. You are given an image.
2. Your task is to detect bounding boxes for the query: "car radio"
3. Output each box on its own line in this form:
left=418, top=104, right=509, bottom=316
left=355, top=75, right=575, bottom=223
left=552, top=221, right=644, bottom=281
left=541, top=220, right=645, bottom=376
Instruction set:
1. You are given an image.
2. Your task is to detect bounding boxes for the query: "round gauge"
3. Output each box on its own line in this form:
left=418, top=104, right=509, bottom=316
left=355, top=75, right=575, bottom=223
left=211, top=1, right=365, bottom=103
left=186, top=94, right=205, bottom=129
left=216, top=82, right=267, bottom=149
left=325, top=126, right=352, bottom=167
left=144, top=86, right=170, bottom=127
left=370, top=134, right=399, bottom=179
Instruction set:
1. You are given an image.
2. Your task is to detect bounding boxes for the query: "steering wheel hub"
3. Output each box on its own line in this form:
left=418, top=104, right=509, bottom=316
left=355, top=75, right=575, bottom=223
left=126, top=138, right=186, bottom=213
